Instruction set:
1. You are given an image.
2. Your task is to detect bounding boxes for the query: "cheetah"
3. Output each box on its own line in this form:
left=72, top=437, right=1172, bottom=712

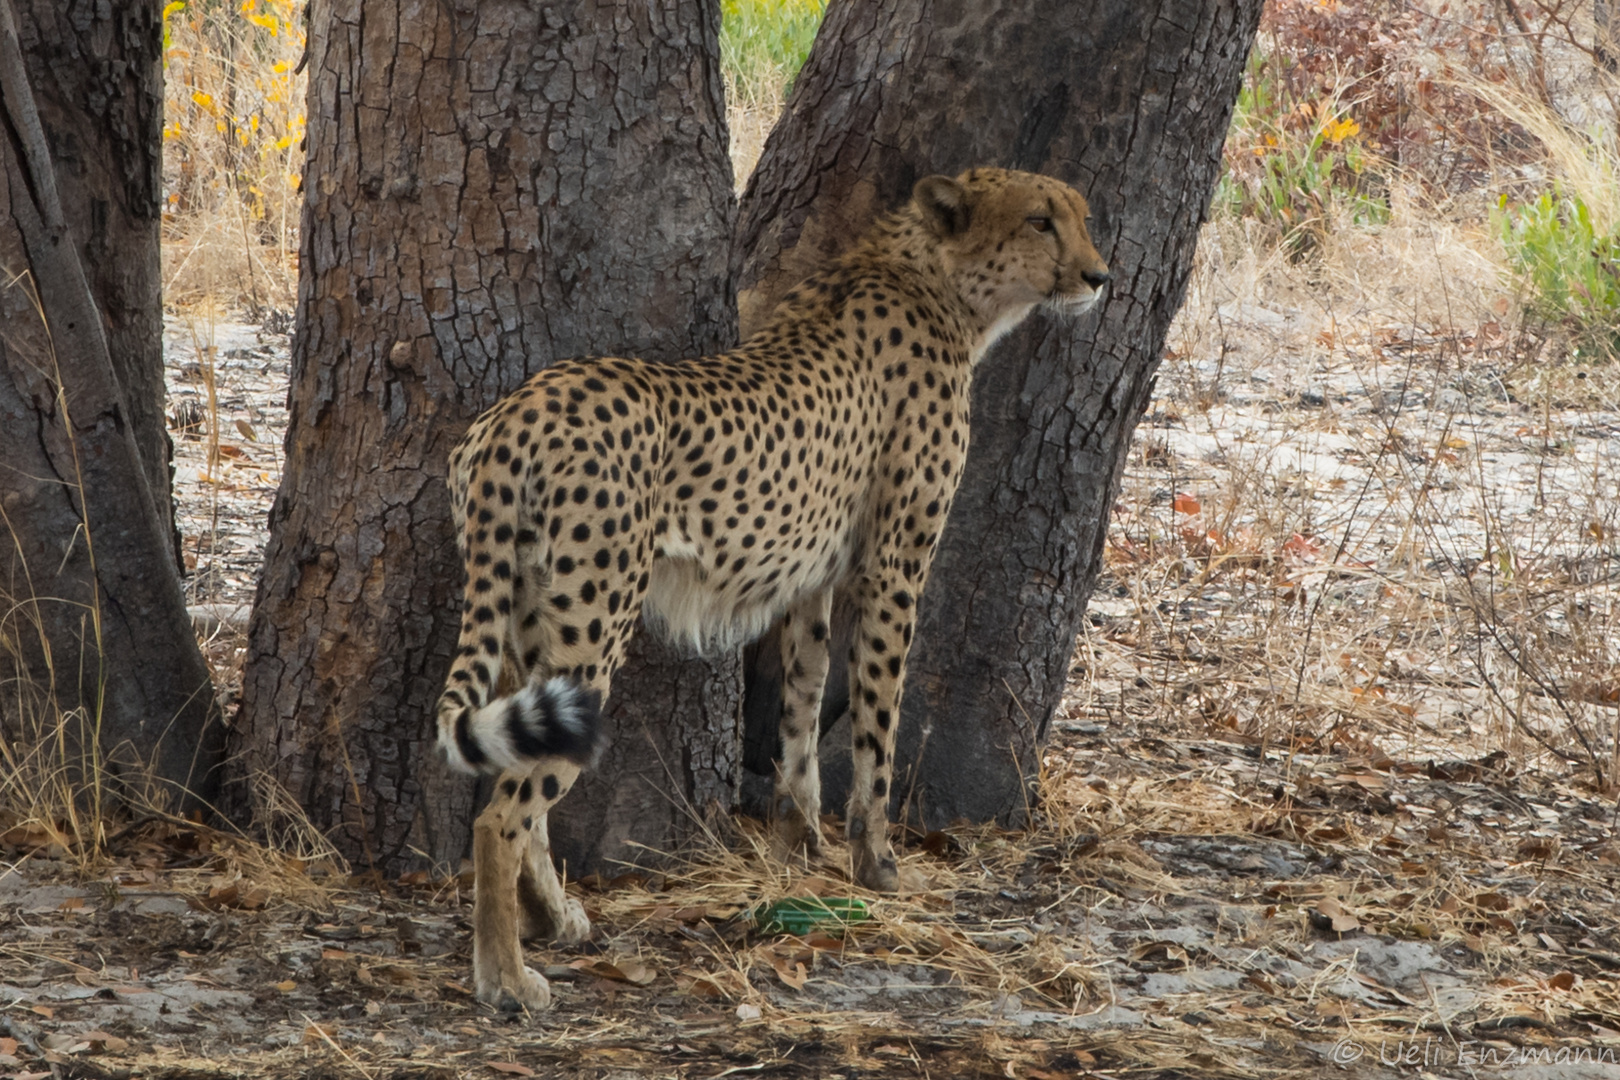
left=436, top=167, right=1111, bottom=1012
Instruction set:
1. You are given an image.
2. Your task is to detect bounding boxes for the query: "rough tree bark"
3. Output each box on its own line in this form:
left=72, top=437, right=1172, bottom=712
left=231, top=0, right=739, bottom=873
left=735, top=0, right=1263, bottom=827
left=0, top=0, right=222, bottom=800
left=14, top=0, right=177, bottom=542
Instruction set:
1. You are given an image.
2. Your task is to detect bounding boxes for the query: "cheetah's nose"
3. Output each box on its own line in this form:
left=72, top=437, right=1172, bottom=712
left=1081, top=269, right=1112, bottom=289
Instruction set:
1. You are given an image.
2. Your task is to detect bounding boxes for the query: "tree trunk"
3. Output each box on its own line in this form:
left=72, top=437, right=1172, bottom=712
left=735, top=0, right=1262, bottom=827
left=0, top=0, right=222, bottom=803
left=231, top=0, right=739, bottom=874
left=17, top=0, right=177, bottom=560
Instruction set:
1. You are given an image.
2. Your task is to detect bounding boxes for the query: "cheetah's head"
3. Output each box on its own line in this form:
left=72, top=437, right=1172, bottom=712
left=912, top=168, right=1110, bottom=361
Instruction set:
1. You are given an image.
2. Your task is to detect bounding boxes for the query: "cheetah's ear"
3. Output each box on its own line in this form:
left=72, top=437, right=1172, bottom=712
left=914, top=175, right=968, bottom=238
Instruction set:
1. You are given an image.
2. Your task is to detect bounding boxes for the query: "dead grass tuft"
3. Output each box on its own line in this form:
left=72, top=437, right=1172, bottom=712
left=160, top=0, right=304, bottom=313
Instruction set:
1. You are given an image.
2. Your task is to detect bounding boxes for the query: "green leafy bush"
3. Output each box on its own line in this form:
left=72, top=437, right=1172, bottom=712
left=1498, top=190, right=1620, bottom=353
left=1218, top=50, right=1387, bottom=253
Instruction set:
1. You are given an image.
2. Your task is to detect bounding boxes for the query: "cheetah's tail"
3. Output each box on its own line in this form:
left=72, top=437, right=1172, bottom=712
left=438, top=675, right=605, bottom=775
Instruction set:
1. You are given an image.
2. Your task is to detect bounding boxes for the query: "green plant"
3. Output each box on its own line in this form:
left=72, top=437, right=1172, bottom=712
left=1217, top=49, right=1387, bottom=253
left=1497, top=190, right=1620, bottom=352
left=720, top=0, right=825, bottom=107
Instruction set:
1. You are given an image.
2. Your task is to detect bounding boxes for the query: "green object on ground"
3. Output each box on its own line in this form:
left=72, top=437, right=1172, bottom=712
left=753, top=896, right=870, bottom=936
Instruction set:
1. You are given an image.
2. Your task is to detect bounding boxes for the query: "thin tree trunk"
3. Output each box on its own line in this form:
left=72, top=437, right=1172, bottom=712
left=735, top=0, right=1262, bottom=827
left=0, top=0, right=222, bottom=803
left=231, top=0, right=739, bottom=873
left=16, top=0, right=177, bottom=562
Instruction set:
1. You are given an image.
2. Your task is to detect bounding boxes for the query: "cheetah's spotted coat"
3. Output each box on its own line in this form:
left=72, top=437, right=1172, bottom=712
left=436, top=168, right=1111, bottom=1012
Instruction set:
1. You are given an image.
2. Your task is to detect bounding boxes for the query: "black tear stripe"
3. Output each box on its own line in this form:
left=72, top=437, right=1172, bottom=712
left=454, top=707, right=487, bottom=768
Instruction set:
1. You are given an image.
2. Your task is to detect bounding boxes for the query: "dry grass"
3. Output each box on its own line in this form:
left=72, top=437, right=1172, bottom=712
left=160, top=0, right=304, bottom=313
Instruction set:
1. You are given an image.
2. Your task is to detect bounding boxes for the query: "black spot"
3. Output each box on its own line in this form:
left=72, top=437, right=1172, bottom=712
left=501, top=778, right=518, bottom=797
left=542, top=774, right=560, bottom=800
left=519, top=777, right=534, bottom=802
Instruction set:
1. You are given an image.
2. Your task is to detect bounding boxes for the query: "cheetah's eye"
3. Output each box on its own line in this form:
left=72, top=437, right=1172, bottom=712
left=1027, top=216, right=1053, bottom=233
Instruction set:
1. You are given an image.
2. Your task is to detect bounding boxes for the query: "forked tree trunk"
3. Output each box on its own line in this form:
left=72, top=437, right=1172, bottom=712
left=735, top=0, right=1263, bottom=827
left=0, top=0, right=222, bottom=803
left=231, top=0, right=739, bottom=872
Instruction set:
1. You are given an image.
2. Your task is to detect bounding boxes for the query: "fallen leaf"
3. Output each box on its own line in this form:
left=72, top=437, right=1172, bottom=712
left=1172, top=492, right=1201, bottom=515
left=302, top=1023, right=340, bottom=1045
left=569, top=957, right=656, bottom=986
left=677, top=972, right=729, bottom=998
left=735, top=1002, right=762, bottom=1021
left=81, top=1031, right=129, bottom=1053
left=236, top=886, right=271, bottom=910
left=1130, top=941, right=1190, bottom=967
left=274, top=980, right=297, bottom=992
left=1310, top=897, right=1360, bottom=934
left=0, top=1037, right=15, bottom=1056
left=235, top=418, right=258, bottom=441
left=0, top=821, right=70, bottom=854
left=29, top=1005, right=53, bottom=1020
left=773, top=958, right=808, bottom=990
left=57, top=896, right=85, bottom=912
left=486, top=1062, right=536, bottom=1077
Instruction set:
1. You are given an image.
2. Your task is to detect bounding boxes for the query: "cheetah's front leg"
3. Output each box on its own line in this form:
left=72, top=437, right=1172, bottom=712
left=771, top=588, right=835, bottom=861
left=844, top=571, right=926, bottom=892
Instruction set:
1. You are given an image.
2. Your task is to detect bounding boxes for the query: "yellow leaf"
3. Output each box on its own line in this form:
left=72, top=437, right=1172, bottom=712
left=1322, top=116, right=1361, bottom=144
left=191, top=91, right=215, bottom=114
